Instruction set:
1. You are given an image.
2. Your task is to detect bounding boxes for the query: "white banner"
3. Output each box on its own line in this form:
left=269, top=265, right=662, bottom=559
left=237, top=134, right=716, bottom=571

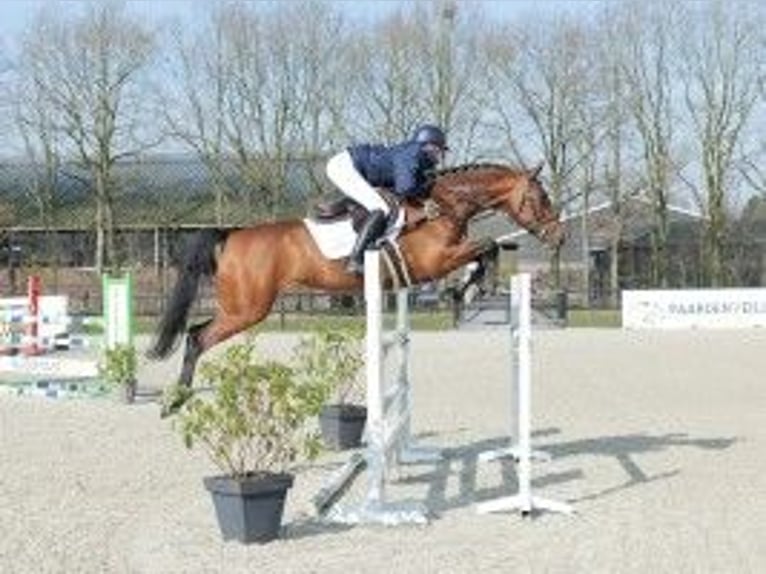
left=622, top=288, right=766, bottom=329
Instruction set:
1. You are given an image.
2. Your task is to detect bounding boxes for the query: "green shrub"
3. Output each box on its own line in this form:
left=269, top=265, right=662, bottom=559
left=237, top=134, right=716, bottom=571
left=292, top=327, right=364, bottom=405
left=100, top=344, right=137, bottom=387
left=175, top=334, right=329, bottom=478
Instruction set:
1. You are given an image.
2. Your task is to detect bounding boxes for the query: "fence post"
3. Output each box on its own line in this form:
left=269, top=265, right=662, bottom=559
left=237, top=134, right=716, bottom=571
left=555, top=290, right=568, bottom=325
left=102, top=272, right=133, bottom=350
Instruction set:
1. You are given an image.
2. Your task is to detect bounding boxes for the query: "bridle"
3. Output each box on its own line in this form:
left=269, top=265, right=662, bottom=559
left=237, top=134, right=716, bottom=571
left=462, top=175, right=561, bottom=241
left=402, top=169, right=560, bottom=240
left=514, top=179, right=560, bottom=241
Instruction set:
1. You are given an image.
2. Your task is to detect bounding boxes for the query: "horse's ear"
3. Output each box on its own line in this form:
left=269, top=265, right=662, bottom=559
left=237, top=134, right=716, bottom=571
left=528, top=162, right=544, bottom=179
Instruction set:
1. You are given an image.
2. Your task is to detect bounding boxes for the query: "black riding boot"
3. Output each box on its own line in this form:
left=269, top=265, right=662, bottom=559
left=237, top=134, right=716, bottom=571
left=346, top=209, right=387, bottom=275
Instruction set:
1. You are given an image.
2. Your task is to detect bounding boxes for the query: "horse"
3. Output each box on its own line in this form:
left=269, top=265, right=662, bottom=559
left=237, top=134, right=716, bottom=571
left=149, top=162, right=563, bottom=414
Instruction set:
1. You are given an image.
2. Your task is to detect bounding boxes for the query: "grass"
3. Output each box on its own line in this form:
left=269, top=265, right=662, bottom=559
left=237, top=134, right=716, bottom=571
left=87, top=309, right=620, bottom=336
left=258, top=312, right=455, bottom=331
left=567, top=309, right=621, bottom=328
left=129, top=311, right=456, bottom=335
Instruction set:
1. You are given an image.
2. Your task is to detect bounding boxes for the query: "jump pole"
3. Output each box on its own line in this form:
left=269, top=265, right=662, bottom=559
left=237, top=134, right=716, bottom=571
left=316, top=249, right=441, bottom=525
left=102, top=273, right=133, bottom=349
left=476, top=273, right=573, bottom=516
left=23, top=276, right=42, bottom=355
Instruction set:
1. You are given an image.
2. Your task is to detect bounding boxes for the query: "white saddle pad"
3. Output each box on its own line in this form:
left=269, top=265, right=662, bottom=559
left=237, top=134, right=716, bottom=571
left=303, top=210, right=405, bottom=260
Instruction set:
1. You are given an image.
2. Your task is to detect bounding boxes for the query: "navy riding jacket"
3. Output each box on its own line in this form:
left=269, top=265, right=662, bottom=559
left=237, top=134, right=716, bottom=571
left=348, top=140, right=436, bottom=198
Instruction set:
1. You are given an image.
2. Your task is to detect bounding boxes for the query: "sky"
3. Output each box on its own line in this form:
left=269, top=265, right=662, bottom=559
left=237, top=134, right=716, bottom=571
left=0, top=0, right=605, bottom=44
left=0, top=0, right=607, bottom=151
left=0, top=0, right=609, bottom=85
left=1, top=1, right=761, bottom=207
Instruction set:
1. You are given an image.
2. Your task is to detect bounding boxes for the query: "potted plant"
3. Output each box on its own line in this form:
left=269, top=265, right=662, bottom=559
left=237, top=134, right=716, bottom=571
left=100, top=344, right=137, bottom=403
left=294, top=328, right=365, bottom=451
left=172, top=334, right=325, bottom=544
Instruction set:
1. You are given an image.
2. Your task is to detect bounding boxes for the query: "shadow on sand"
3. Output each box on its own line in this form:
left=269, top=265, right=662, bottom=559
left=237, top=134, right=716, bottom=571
left=408, top=428, right=736, bottom=517
left=287, top=427, right=736, bottom=536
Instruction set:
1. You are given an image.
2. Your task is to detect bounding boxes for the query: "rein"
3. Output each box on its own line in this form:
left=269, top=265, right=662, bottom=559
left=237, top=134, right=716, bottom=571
left=400, top=177, right=523, bottom=231
left=395, top=166, right=558, bottom=241
left=396, top=181, right=512, bottom=234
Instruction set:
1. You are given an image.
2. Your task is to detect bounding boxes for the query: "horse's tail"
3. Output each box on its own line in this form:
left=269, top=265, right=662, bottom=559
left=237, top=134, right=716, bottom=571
left=148, top=228, right=229, bottom=360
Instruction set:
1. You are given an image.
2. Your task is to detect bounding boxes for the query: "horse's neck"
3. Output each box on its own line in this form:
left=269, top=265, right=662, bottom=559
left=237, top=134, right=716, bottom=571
left=433, top=176, right=499, bottom=223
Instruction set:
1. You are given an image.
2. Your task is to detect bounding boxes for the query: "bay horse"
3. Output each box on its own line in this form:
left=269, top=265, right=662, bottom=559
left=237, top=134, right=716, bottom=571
left=149, top=162, right=563, bottom=414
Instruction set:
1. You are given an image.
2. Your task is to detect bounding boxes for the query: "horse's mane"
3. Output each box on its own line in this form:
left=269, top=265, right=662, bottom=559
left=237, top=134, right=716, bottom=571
left=427, top=162, right=525, bottom=189
left=434, top=162, right=510, bottom=177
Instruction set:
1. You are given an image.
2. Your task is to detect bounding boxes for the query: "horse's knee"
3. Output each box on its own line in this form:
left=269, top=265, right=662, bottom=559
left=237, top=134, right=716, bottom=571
left=178, top=322, right=209, bottom=388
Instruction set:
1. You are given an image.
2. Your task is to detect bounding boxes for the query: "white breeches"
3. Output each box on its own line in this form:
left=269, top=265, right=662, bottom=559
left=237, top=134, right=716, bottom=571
left=326, top=151, right=390, bottom=215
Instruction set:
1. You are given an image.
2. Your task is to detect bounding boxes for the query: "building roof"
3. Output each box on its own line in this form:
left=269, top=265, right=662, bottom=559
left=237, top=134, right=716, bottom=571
left=470, top=195, right=706, bottom=265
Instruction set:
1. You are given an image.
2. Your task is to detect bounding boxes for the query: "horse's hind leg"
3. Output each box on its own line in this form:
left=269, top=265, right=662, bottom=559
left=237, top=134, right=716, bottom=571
left=196, top=308, right=272, bottom=354
left=161, top=311, right=269, bottom=417
left=179, top=319, right=212, bottom=388
left=178, top=304, right=274, bottom=385
left=161, top=319, right=212, bottom=418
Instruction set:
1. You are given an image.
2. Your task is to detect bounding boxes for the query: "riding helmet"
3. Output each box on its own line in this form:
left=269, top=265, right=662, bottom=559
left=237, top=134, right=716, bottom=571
left=412, top=124, right=448, bottom=150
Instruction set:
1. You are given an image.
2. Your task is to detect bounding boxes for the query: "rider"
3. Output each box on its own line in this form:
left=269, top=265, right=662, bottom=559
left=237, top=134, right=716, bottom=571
left=326, top=124, right=448, bottom=274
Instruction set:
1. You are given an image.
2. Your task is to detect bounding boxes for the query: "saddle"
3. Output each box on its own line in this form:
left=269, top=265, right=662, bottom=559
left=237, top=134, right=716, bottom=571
left=315, top=196, right=362, bottom=219
left=314, top=191, right=404, bottom=233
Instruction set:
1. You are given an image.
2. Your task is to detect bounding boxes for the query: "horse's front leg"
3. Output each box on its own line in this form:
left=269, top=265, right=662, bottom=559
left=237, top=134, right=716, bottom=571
left=442, top=237, right=499, bottom=302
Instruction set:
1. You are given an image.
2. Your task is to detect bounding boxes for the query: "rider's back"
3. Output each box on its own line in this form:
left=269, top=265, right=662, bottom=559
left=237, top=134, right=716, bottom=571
left=348, top=141, right=432, bottom=198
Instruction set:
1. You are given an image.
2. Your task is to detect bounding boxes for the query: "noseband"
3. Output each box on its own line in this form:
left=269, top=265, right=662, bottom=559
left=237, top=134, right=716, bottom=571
left=418, top=169, right=560, bottom=241
left=517, top=181, right=559, bottom=241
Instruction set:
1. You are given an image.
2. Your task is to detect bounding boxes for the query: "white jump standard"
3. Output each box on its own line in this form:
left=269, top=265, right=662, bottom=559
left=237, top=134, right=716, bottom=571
left=316, top=249, right=442, bottom=526
left=477, top=273, right=573, bottom=517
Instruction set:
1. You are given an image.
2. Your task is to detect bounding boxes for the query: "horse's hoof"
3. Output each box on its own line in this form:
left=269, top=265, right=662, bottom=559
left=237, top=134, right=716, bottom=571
left=160, top=401, right=180, bottom=419
left=160, top=385, right=193, bottom=418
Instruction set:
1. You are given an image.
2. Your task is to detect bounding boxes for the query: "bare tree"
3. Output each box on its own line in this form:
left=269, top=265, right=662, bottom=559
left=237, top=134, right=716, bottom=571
left=18, top=3, right=156, bottom=271
left=165, top=1, right=347, bottom=220
left=163, top=18, right=231, bottom=224
left=741, top=148, right=766, bottom=196
left=419, top=0, right=488, bottom=160
left=485, top=16, right=593, bottom=287
left=281, top=2, right=349, bottom=198
left=219, top=3, right=290, bottom=218
left=616, top=1, right=681, bottom=287
left=0, top=44, right=14, bottom=144
left=679, top=1, right=764, bottom=286
left=347, top=10, right=430, bottom=142
left=287, top=2, right=348, bottom=150
left=11, top=74, right=62, bottom=269
left=591, top=5, right=637, bottom=301
left=573, top=106, right=599, bottom=303
left=480, top=21, right=523, bottom=162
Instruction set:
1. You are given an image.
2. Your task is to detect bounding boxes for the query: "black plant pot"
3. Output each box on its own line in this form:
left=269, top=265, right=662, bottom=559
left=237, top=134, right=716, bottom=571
left=203, top=472, right=294, bottom=544
left=319, top=404, right=367, bottom=450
